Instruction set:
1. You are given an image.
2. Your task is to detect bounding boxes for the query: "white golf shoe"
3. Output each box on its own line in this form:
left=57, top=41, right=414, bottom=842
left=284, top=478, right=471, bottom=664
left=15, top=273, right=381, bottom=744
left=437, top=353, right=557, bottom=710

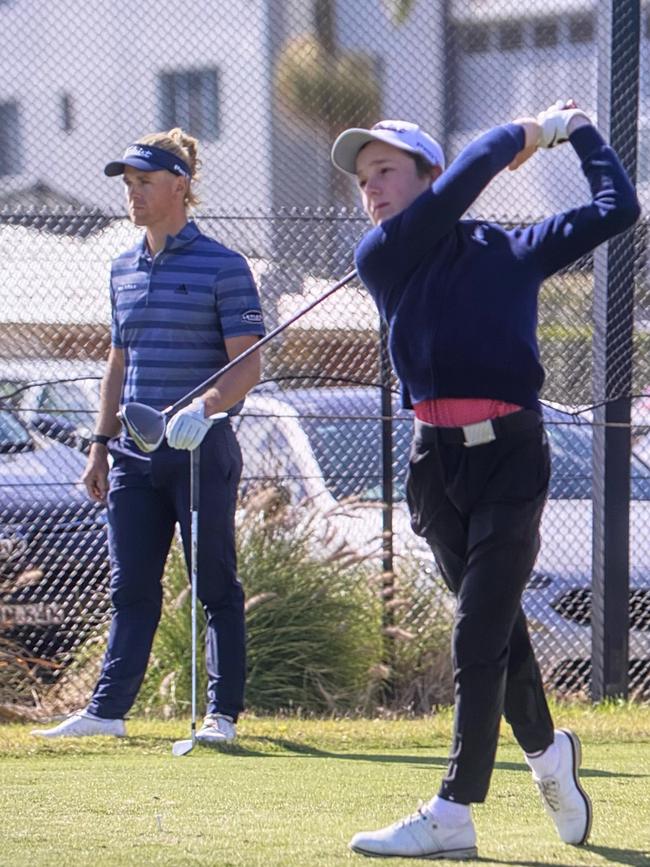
left=30, top=710, right=126, bottom=738
left=531, top=728, right=592, bottom=845
left=349, top=803, right=478, bottom=860
left=196, top=713, right=236, bottom=744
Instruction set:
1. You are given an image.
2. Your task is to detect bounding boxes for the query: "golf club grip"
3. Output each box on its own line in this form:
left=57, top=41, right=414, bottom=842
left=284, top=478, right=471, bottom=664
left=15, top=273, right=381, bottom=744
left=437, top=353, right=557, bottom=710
left=164, top=268, right=358, bottom=419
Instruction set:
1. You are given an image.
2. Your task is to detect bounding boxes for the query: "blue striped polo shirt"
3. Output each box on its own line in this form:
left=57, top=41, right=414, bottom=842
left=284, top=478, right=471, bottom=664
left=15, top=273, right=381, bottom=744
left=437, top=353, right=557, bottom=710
left=110, top=220, right=265, bottom=411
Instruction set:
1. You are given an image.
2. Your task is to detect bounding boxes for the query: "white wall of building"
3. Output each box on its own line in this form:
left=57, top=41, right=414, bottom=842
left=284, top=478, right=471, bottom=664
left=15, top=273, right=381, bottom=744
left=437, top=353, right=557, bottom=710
left=338, top=0, right=447, bottom=135
left=0, top=0, right=646, bottom=223
left=0, top=0, right=274, bottom=216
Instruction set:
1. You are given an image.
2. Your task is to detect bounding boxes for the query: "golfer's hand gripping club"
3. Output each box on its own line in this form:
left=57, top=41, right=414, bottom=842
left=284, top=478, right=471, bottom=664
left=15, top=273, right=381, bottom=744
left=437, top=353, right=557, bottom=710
left=117, top=400, right=226, bottom=453
left=509, top=99, right=590, bottom=171
left=165, top=399, right=227, bottom=450
left=536, top=99, right=590, bottom=149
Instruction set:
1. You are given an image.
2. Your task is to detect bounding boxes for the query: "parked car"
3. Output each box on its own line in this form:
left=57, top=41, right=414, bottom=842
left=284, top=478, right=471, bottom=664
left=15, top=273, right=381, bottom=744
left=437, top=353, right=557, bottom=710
left=0, top=407, right=109, bottom=678
left=527, top=403, right=650, bottom=693
left=232, top=387, right=428, bottom=566
left=0, top=358, right=103, bottom=451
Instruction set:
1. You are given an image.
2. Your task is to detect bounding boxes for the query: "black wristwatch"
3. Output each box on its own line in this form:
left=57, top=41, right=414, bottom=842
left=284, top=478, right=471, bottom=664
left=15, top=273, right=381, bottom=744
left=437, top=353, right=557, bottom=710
left=90, top=434, right=111, bottom=446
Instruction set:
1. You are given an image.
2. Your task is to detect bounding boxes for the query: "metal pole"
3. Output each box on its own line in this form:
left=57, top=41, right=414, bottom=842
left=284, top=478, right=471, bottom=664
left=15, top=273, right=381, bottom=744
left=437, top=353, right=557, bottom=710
left=379, top=319, right=395, bottom=699
left=591, top=0, right=640, bottom=700
left=171, top=445, right=200, bottom=756
left=190, top=446, right=199, bottom=745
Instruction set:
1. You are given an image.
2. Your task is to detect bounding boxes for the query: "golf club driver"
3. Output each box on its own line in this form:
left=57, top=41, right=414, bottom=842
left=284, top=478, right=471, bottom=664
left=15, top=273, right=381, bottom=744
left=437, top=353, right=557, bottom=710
left=172, top=445, right=201, bottom=757
left=118, top=268, right=358, bottom=451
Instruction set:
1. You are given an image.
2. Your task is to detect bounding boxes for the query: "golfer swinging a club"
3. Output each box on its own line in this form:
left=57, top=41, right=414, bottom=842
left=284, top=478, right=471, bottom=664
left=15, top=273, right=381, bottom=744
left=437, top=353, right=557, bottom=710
left=331, top=102, right=639, bottom=858
left=32, top=128, right=264, bottom=744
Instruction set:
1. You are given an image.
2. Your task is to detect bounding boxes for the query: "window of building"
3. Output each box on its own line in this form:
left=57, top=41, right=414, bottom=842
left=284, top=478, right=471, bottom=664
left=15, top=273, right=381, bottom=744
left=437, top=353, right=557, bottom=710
left=60, top=93, right=73, bottom=133
left=498, top=21, right=524, bottom=51
left=457, top=23, right=490, bottom=54
left=568, top=13, right=594, bottom=44
left=158, top=68, right=219, bottom=141
left=0, top=101, right=21, bottom=176
left=532, top=18, right=559, bottom=48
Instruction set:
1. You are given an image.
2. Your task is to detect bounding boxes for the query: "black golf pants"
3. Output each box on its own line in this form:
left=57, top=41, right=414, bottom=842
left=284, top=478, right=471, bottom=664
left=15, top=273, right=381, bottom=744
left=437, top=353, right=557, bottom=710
left=406, top=411, right=555, bottom=804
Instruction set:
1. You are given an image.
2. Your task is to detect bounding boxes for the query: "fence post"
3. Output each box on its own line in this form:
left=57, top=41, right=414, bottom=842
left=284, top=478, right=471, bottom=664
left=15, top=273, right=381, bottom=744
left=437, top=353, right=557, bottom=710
left=591, top=0, right=640, bottom=701
left=379, top=319, right=396, bottom=698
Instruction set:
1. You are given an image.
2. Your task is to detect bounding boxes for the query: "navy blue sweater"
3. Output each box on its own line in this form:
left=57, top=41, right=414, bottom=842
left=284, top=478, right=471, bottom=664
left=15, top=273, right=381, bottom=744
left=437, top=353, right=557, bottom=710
left=355, top=123, right=640, bottom=412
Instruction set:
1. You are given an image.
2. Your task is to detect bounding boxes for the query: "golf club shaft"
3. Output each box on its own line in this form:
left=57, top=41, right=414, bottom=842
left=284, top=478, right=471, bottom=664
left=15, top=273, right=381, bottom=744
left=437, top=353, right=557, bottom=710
left=165, top=268, right=358, bottom=419
left=190, top=446, right=200, bottom=745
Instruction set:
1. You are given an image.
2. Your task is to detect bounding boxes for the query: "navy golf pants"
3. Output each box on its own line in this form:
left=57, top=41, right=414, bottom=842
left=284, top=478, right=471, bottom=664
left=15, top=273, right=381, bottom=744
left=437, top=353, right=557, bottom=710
left=406, top=411, right=555, bottom=804
left=88, top=422, right=245, bottom=721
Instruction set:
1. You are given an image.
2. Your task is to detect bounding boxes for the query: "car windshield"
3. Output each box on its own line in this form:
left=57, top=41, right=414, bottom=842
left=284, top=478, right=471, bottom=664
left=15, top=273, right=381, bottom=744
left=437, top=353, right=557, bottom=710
left=545, top=414, right=650, bottom=500
left=0, top=375, right=100, bottom=428
left=287, top=392, right=650, bottom=503
left=0, top=409, right=33, bottom=451
left=31, top=380, right=98, bottom=429
left=298, top=414, right=412, bottom=501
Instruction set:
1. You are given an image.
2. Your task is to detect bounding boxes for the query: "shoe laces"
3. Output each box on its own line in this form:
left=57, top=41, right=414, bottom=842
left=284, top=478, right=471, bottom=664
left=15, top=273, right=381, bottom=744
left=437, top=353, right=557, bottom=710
left=397, top=801, right=435, bottom=829
left=537, top=778, right=561, bottom=812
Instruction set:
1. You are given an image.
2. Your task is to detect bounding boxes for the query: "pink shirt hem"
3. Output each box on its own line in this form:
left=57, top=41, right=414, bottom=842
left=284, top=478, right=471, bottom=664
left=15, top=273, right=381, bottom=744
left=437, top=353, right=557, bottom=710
left=413, top=398, right=523, bottom=427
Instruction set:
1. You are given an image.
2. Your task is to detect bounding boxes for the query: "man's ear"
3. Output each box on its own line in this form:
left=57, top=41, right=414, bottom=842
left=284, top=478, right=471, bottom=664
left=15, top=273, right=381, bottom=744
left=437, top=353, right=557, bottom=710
left=175, top=175, right=190, bottom=200
left=431, top=164, right=443, bottom=182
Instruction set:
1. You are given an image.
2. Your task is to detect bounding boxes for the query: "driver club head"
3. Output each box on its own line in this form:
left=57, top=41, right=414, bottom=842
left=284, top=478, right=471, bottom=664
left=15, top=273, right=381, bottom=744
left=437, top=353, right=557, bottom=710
left=118, top=402, right=166, bottom=453
left=172, top=738, right=195, bottom=757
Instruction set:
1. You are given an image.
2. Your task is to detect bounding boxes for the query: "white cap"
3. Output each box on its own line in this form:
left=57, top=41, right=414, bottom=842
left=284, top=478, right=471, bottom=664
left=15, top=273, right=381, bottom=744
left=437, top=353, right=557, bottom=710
left=331, top=120, right=446, bottom=175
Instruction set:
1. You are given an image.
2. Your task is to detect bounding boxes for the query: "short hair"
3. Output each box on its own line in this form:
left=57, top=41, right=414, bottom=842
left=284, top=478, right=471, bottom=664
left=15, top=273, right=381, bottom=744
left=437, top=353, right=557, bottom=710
left=412, top=152, right=440, bottom=179
left=137, top=128, right=202, bottom=207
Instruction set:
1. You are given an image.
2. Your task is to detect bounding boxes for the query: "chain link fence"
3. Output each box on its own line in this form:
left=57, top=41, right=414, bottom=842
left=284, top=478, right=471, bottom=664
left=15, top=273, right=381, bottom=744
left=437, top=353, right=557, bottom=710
left=1, top=0, right=649, bottom=712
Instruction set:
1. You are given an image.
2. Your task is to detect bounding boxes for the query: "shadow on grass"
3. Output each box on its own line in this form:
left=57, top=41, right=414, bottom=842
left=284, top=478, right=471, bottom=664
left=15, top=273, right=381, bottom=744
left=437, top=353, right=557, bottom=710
left=488, top=843, right=650, bottom=867
left=14, top=734, right=650, bottom=792
left=585, top=844, right=650, bottom=866
left=227, top=736, right=650, bottom=782
left=217, top=735, right=448, bottom=765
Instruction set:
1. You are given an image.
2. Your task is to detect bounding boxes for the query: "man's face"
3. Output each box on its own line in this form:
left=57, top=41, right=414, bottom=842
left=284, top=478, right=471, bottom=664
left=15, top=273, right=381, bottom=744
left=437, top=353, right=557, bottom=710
left=355, top=141, right=434, bottom=225
left=122, top=166, right=184, bottom=227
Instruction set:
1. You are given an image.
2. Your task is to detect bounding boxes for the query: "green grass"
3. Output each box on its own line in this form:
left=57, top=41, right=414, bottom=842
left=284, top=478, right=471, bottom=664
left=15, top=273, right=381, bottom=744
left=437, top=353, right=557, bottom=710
left=1, top=703, right=649, bottom=866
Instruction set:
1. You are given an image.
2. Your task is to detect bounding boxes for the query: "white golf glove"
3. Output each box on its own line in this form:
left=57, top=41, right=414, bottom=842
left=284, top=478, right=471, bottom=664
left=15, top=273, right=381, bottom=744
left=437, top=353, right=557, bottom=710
left=165, top=399, right=226, bottom=450
left=536, top=100, right=590, bottom=149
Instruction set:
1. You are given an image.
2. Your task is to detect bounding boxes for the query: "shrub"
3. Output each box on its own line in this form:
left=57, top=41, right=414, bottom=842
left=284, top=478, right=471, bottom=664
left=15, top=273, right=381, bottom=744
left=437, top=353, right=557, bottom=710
left=0, top=636, right=52, bottom=718
left=380, top=561, right=455, bottom=713
left=274, top=36, right=381, bottom=134
left=134, top=486, right=384, bottom=716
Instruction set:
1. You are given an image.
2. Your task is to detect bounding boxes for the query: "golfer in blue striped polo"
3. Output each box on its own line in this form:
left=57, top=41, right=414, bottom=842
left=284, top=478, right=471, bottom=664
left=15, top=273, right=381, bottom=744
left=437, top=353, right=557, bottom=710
left=32, top=128, right=265, bottom=744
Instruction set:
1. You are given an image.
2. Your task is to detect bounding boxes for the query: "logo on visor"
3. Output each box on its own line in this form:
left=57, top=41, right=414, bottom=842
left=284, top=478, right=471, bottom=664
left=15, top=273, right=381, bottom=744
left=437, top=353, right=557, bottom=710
left=241, top=310, right=263, bottom=324
left=372, top=121, right=419, bottom=134
left=124, top=145, right=153, bottom=159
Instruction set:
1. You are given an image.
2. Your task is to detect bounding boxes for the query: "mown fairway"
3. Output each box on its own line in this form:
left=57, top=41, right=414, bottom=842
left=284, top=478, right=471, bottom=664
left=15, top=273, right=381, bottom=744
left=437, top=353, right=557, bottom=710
left=1, top=704, right=649, bottom=866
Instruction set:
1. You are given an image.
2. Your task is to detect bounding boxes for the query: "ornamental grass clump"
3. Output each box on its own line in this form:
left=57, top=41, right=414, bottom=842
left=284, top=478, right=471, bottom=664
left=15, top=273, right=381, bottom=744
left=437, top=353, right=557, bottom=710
left=0, top=636, right=52, bottom=719
left=134, top=484, right=384, bottom=716
left=379, top=562, right=455, bottom=714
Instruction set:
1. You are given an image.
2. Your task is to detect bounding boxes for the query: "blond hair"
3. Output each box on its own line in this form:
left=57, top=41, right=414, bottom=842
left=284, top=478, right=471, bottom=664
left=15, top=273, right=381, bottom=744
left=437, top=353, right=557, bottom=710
left=137, top=128, right=202, bottom=207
